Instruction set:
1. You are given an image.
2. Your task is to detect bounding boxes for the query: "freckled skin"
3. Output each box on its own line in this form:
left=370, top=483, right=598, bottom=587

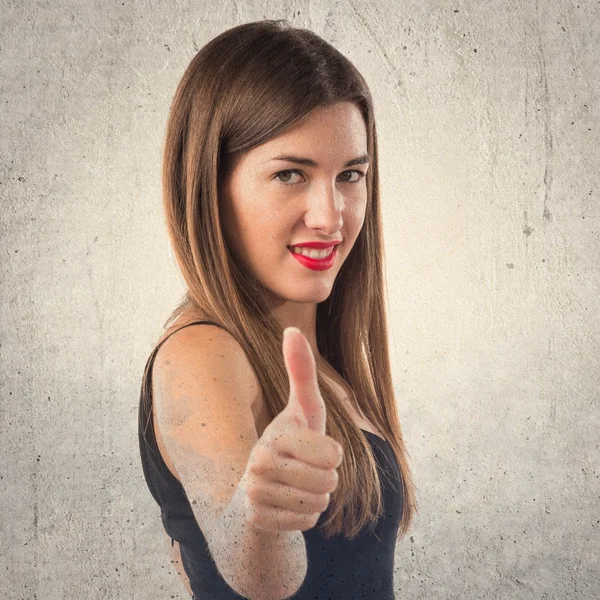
left=219, top=101, right=369, bottom=360
left=165, top=533, right=193, bottom=596
left=162, top=101, right=371, bottom=596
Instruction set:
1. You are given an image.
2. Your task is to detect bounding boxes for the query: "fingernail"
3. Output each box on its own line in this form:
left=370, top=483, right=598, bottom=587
left=284, top=327, right=299, bottom=343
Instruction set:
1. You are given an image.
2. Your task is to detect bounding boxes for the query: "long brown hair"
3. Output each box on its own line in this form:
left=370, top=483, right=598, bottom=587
left=157, top=19, right=418, bottom=540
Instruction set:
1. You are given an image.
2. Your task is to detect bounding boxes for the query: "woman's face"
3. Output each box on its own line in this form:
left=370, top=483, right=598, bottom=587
left=219, top=101, right=369, bottom=308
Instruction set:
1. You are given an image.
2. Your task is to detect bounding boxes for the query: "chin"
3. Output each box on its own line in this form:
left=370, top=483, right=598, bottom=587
left=291, top=287, right=334, bottom=304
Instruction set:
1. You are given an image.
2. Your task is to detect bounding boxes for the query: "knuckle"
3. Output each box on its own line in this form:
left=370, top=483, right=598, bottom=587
left=328, top=469, right=339, bottom=491
left=246, top=483, right=260, bottom=501
left=244, top=492, right=258, bottom=511
left=245, top=505, right=258, bottom=524
left=250, top=451, right=275, bottom=476
left=248, top=457, right=263, bottom=475
left=332, top=442, right=343, bottom=461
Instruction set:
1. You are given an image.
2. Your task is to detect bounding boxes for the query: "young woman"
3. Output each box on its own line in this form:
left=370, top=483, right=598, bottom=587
left=138, top=19, right=418, bottom=599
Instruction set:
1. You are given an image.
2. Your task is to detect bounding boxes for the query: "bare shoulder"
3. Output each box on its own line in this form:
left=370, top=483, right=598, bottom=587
left=149, top=318, right=267, bottom=551
left=153, top=320, right=262, bottom=409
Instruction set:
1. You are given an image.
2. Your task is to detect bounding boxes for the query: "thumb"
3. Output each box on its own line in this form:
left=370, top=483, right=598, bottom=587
left=282, top=327, right=327, bottom=436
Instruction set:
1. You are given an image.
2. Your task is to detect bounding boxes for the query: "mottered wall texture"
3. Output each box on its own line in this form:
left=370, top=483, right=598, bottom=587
left=1, top=1, right=598, bottom=599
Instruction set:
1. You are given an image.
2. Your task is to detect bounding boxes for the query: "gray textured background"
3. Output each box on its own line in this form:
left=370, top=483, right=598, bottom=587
left=1, top=1, right=599, bottom=599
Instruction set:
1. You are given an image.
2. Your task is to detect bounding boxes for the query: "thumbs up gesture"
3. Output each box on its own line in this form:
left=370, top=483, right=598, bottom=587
left=240, top=327, right=344, bottom=533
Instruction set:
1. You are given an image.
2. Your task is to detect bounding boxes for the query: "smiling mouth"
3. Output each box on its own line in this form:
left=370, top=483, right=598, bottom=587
left=287, top=245, right=338, bottom=271
left=288, top=246, right=336, bottom=259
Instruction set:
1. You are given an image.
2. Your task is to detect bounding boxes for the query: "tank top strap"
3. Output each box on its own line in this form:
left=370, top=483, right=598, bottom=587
left=139, top=319, right=226, bottom=473
left=149, top=319, right=225, bottom=360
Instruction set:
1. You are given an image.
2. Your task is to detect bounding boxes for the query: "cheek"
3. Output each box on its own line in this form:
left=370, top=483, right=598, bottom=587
left=345, top=202, right=367, bottom=235
left=235, top=210, right=288, bottom=258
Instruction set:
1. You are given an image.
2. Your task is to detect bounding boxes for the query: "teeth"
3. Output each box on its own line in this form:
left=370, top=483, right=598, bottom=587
left=290, top=246, right=335, bottom=259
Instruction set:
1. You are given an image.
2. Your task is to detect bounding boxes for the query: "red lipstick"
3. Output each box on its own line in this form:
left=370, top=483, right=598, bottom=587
left=288, top=245, right=338, bottom=271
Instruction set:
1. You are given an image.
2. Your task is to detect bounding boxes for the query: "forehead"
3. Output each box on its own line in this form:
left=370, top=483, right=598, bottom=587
left=249, top=102, right=368, bottom=163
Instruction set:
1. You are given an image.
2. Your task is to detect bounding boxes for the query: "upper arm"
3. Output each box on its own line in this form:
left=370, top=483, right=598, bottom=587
left=152, top=324, right=262, bottom=552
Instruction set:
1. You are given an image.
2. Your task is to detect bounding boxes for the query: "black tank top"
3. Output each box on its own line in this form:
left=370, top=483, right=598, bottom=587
left=138, top=320, right=403, bottom=599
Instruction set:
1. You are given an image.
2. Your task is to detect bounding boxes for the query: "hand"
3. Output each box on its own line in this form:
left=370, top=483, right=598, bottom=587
left=240, top=327, right=344, bottom=533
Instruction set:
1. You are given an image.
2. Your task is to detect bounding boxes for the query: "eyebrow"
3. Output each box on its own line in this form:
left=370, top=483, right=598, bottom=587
left=268, top=154, right=371, bottom=168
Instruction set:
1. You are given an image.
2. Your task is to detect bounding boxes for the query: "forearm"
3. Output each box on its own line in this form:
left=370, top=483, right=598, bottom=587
left=208, top=482, right=308, bottom=600
left=168, top=538, right=194, bottom=597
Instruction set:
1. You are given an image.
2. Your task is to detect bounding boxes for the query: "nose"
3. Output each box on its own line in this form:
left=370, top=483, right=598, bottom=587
left=302, top=184, right=344, bottom=233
